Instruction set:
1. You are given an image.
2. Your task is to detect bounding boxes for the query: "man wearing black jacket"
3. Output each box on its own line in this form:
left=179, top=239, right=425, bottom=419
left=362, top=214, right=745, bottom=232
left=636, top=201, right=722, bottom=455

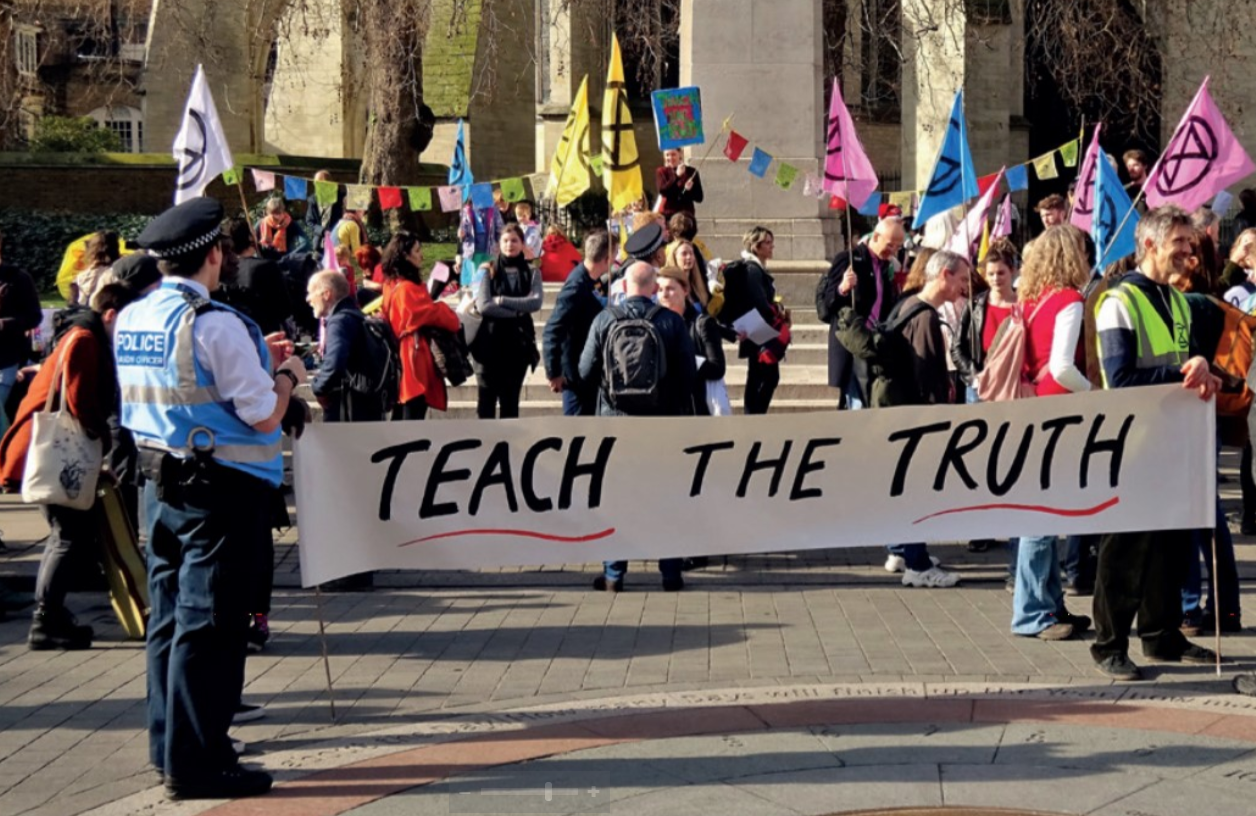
left=542, top=231, right=611, bottom=416
left=825, top=218, right=904, bottom=409
left=307, top=271, right=382, bottom=422
left=220, top=219, right=294, bottom=336
left=0, top=230, right=43, bottom=438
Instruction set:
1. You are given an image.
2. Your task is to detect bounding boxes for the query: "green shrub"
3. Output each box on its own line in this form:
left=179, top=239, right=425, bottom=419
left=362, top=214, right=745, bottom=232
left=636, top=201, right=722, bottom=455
left=28, top=117, right=123, bottom=153
left=0, top=209, right=150, bottom=292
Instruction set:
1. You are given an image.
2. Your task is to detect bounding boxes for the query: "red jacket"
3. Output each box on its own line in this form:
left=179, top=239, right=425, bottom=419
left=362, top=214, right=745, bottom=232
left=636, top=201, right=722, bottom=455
left=540, top=233, right=582, bottom=283
left=0, top=328, right=110, bottom=492
left=381, top=279, right=461, bottom=411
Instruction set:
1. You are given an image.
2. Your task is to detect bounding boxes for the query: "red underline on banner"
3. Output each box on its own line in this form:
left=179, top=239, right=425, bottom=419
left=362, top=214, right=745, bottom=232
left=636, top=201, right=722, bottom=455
left=911, top=496, right=1120, bottom=525
left=397, top=528, right=617, bottom=547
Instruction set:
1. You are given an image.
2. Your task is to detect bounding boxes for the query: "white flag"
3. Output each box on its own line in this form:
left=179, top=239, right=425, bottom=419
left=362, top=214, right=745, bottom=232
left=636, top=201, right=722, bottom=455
left=173, top=65, right=234, bottom=205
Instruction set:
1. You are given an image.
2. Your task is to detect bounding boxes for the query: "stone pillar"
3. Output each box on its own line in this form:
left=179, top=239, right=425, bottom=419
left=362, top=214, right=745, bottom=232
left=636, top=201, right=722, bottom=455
left=679, top=0, right=836, bottom=261
left=535, top=0, right=605, bottom=175
left=144, top=0, right=274, bottom=155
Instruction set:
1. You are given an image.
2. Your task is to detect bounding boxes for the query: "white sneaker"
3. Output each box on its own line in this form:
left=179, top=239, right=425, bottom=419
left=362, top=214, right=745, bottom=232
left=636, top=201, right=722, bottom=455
left=885, top=554, right=941, bottom=573
left=232, top=703, right=265, bottom=725
left=902, top=566, right=960, bottom=588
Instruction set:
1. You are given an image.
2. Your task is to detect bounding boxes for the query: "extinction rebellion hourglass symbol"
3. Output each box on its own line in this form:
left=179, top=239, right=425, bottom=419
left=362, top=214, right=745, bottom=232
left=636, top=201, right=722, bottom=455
left=1155, top=116, right=1219, bottom=197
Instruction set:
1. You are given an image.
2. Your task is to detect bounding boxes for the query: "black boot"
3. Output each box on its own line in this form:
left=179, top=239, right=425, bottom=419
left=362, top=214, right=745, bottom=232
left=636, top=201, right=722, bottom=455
left=28, top=605, right=93, bottom=651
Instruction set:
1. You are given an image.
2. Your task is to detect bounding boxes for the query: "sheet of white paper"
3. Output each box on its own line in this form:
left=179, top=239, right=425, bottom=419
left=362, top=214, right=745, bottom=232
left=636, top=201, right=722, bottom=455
left=1212, top=190, right=1234, bottom=215
left=732, top=309, right=779, bottom=345
left=695, top=355, right=706, bottom=369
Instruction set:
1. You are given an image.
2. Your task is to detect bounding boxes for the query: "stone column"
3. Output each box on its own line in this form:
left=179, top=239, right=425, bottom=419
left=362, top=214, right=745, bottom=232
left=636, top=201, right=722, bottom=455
left=535, top=0, right=605, bottom=174
left=679, top=0, right=836, bottom=261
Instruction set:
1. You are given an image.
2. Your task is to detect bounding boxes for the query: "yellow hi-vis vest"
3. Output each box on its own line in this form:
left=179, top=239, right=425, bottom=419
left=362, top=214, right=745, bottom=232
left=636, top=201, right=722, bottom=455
left=1094, top=281, right=1190, bottom=389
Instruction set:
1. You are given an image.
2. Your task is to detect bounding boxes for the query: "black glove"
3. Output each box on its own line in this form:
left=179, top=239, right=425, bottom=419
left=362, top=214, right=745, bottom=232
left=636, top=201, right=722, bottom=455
left=281, top=396, right=311, bottom=439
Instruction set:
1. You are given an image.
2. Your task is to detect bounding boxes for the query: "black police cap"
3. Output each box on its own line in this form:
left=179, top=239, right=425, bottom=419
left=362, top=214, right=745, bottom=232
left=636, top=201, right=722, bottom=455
left=136, top=197, right=225, bottom=259
left=112, top=253, right=162, bottom=291
left=624, top=221, right=665, bottom=260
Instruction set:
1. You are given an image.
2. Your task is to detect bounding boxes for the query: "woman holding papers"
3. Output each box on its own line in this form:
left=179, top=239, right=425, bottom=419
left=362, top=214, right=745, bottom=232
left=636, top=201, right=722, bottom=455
left=722, top=227, right=788, bottom=415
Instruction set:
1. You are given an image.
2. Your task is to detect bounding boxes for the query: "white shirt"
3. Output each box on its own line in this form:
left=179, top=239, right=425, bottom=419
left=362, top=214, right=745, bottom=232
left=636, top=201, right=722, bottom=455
left=179, top=279, right=278, bottom=426
left=1046, top=302, right=1091, bottom=393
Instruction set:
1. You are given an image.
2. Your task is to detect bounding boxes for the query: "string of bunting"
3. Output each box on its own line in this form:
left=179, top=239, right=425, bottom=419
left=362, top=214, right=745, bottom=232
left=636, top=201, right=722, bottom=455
left=717, top=122, right=1083, bottom=217
left=226, top=167, right=553, bottom=214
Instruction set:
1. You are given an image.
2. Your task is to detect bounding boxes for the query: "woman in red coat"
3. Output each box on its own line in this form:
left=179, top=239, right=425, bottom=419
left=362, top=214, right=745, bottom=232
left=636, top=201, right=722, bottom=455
left=380, top=232, right=461, bottom=419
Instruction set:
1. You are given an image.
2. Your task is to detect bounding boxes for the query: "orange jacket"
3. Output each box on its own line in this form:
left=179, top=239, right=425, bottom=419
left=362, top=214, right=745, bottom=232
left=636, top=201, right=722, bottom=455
left=381, top=279, right=461, bottom=410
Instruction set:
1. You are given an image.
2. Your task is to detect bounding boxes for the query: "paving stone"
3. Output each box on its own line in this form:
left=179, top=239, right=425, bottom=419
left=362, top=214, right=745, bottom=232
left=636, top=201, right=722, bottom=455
left=994, top=723, right=1253, bottom=779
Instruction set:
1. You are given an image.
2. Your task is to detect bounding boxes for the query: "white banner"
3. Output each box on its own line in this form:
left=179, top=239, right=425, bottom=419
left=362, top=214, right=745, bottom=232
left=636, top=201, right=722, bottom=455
left=293, top=385, right=1214, bottom=586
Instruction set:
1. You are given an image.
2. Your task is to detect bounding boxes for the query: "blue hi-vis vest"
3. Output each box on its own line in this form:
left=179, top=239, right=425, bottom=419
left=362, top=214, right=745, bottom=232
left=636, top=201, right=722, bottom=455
left=115, top=281, right=283, bottom=486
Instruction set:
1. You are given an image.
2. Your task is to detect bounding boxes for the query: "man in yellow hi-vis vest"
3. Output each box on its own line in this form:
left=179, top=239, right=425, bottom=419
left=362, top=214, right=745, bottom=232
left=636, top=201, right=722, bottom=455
left=1092, top=204, right=1220, bottom=682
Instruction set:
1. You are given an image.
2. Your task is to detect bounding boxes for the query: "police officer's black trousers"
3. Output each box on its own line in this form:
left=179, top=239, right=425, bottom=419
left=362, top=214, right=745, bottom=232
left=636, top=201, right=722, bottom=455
left=145, top=468, right=272, bottom=779
left=1090, top=528, right=1193, bottom=663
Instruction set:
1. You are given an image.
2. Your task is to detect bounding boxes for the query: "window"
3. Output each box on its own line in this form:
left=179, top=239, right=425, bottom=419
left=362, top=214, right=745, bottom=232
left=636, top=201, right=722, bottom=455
left=15, top=28, right=39, bottom=75
left=88, top=106, right=144, bottom=153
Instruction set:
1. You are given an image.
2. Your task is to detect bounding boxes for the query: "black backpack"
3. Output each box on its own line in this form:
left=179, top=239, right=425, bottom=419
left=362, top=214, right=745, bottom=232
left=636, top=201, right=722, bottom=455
left=815, top=251, right=858, bottom=324
left=833, top=300, right=934, bottom=407
left=603, top=305, right=667, bottom=413
left=423, top=326, right=474, bottom=387
left=348, top=314, right=401, bottom=413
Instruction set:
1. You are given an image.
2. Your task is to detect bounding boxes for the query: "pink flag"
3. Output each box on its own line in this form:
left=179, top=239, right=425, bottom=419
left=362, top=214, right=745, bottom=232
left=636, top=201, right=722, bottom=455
left=323, top=231, right=337, bottom=271
left=822, top=79, right=878, bottom=208
left=1145, top=77, right=1256, bottom=212
left=948, top=167, right=1004, bottom=258
left=992, top=194, right=1013, bottom=239
left=1069, top=124, right=1103, bottom=232
left=251, top=169, right=275, bottom=192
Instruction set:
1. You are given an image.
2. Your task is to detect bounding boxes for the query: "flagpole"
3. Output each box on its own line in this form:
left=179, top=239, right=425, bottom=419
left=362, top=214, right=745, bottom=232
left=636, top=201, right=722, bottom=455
left=1067, top=117, right=1086, bottom=222
left=684, top=114, right=734, bottom=196
left=958, top=89, right=977, bottom=372
left=234, top=177, right=260, bottom=250
left=1100, top=186, right=1148, bottom=269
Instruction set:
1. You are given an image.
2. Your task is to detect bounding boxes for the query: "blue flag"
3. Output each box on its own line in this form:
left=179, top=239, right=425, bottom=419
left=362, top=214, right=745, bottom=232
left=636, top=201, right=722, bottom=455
left=857, top=192, right=882, bottom=217
left=1005, top=164, right=1029, bottom=192
left=748, top=148, right=772, bottom=179
left=449, top=119, right=474, bottom=201
left=283, top=176, right=307, bottom=201
left=1093, top=153, right=1139, bottom=271
left=914, top=91, right=979, bottom=226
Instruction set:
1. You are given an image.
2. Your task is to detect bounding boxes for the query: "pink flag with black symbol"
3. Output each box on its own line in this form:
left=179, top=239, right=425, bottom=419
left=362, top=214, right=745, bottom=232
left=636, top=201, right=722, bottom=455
left=992, top=194, right=1013, bottom=239
left=947, top=167, right=1004, bottom=259
left=1070, top=124, right=1103, bottom=232
left=1144, top=77, right=1256, bottom=212
left=822, top=79, right=878, bottom=208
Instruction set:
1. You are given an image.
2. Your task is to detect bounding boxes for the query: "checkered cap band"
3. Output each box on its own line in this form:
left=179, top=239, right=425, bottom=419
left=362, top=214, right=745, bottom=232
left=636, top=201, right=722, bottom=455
left=149, top=226, right=222, bottom=259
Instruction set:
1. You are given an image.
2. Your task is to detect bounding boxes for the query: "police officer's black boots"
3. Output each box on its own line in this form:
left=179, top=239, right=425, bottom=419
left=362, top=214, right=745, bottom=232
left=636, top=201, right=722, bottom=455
left=28, top=604, right=93, bottom=650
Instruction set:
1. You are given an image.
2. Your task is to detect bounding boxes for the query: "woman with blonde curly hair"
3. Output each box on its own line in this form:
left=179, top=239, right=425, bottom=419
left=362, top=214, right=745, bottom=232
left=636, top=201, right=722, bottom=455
left=1009, top=223, right=1092, bottom=644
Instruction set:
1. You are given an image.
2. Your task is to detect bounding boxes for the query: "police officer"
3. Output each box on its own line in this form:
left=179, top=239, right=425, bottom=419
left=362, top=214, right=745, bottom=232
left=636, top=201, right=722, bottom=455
left=115, top=197, right=308, bottom=800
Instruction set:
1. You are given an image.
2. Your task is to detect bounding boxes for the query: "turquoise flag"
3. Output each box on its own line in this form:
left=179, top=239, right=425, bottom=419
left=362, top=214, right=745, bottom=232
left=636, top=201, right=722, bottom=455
left=1093, top=151, right=1140, bottom=271
left=449, top=119, right=474, bottom=202
left=914, top=91, right=979, bottom=225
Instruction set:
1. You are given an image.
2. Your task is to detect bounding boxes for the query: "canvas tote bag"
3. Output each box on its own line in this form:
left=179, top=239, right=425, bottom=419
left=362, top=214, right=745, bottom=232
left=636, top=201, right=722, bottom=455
left=21, top=342, right=103, bottom=510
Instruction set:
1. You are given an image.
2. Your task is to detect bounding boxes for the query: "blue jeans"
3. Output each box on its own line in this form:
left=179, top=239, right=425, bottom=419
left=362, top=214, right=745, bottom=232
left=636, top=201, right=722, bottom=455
left=603, top=558, right=684, bottom=583
left=1012, top=535, right=1066, bottom=635
left=145, top=469, right=272, bottom=779
left=886, top=543, right=931, bottom=571
left=0, top=364, right=18, bottom=438
left=561, top=387, right=596, bottom=417
left=1181, top=495, right=1241, bottom=619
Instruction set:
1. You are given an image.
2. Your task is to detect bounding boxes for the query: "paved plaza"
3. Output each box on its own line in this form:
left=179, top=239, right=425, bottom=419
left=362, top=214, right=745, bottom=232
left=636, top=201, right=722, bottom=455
left=2, top=459, right=1256, bottom=816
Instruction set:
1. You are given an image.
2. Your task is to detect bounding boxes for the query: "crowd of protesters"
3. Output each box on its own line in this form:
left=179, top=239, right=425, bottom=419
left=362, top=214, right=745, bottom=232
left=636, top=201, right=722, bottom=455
left=3, top=151, right=1256, bottom=801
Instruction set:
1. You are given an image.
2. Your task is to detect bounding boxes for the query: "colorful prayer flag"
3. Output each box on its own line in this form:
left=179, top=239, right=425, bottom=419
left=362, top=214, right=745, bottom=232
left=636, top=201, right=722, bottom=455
left=1032, top=152, right=1059, bottom=180
left=748, top=148, right=772, bottom=178
left=1060, top=138, right=1080, bottom=168
left=829, top=195, right=846, bottom=211
left=437, top=186, right=462, bottom=213
left=822, top=78, right=879, bottom=208
left=1070, top=124, right=1104, bottom=232
left=378, top=186, right=403, bottom=210
left=500, top=177, right=527, bottom=203
left=724, top=130, right=748, bottom=162
left=977, top=173, right=1001, bottom=197
left=344, top=184, right=372, bottom=212
left=601, top=35, right=644, bottom=212
left=589, top=154, right=605, bottom=176
left=889, top=191, right=915, bottom=215
left=407, top=187, right=432, bottom=211
left=651, top=86, right=704, bottom=151
left=221, top=167, right=240, bottom=186
left=1094, top=146, right=1140, bottom=270
left=775, top=163, right=799, bottom=191
left=315, top=179, right=339, bottom=208
left=469, top=182, right=494, bottom=210
left=1005, top=164, right=1029, bottom=192
left=283, top=176, right=307, bottom=201
left=1144, top=76, right=1256, bottom=212
left=948, top=167, right=1005, bottom=260
left=803, top=172, right=826, bottom=198
left=547, top=75, right=593, bottom=206
left=449, top=118, right=474, bottom=201
left=251, top=169, right=275, bottom=192
left=915, top=91, right=979, bottom=226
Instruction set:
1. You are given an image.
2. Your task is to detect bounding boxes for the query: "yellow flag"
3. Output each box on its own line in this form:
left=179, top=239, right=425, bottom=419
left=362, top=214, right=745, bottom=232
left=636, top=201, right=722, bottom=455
left=548, top=75, right=593, bottom=207
left=602, top=34, right=644, bottom=212
left=977, top=219, right=991, bottom=263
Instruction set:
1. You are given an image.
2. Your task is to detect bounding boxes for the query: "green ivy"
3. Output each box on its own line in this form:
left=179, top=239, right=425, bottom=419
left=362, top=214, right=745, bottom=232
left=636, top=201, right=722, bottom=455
left=0, top=209, right=151, bottom=292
